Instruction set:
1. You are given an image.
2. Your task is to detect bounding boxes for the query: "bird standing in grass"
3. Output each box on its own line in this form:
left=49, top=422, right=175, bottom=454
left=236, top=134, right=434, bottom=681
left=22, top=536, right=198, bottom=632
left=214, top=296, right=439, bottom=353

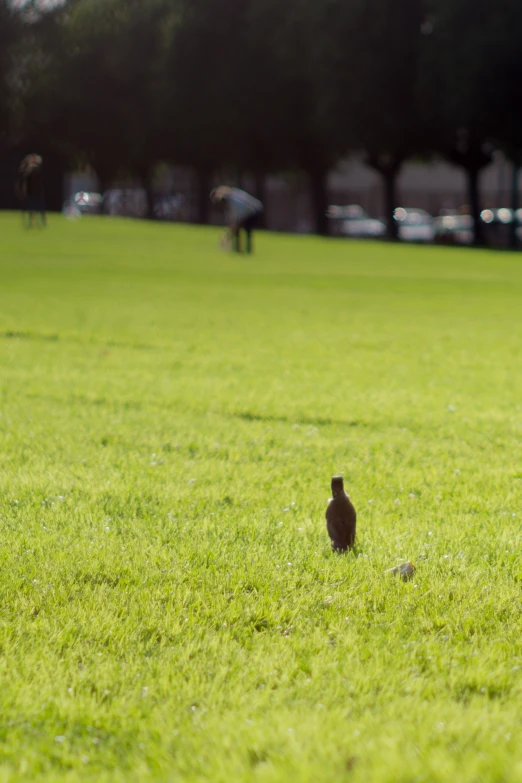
left=326, top=476, right=356, bottom=552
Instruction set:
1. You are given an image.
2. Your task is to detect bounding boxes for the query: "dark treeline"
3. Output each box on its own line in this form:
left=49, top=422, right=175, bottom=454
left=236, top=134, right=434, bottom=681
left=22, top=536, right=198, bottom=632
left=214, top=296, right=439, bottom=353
left=2, top=0, right=522, bottom=243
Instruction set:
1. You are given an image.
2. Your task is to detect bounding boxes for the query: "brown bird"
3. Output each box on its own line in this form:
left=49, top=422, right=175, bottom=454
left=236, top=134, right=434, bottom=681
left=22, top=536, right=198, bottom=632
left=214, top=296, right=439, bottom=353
left=326, top=476, right=356, bottom=552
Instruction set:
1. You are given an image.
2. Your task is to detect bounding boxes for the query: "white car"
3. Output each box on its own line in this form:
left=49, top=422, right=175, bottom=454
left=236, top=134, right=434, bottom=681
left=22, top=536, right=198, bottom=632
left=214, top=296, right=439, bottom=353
left=62, top=191, right=103, bottom=216
left=394, top=207, right=436, bottom=243
left=327, top=204, right=386, bottom=238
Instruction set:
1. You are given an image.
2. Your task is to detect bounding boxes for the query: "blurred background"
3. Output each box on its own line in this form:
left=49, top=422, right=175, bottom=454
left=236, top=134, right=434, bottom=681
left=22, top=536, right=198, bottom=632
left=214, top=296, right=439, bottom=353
left=2, top=0, right=522, bottom=247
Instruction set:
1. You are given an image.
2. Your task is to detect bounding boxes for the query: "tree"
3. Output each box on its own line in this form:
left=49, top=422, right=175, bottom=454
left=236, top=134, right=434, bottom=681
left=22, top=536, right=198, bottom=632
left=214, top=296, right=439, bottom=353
left=241, top=0, right=348, bottom=235
left=346, top=0, right=426, bottom=240
left=0, top=0, right=20, bottom=143
left=238, top=0, right=300, bottom=216
left=0, top=0, right=23, bottom=208
left=484, top=2, right=522, bottom=248
left=417, top=0, right=518, bottom=245
left=3, top=1, right=71, bottom=210
left=282, top=0, right=350, bottom=235
left=160, top=0, right=251, bottom=223
left=19, top=0, right=171, bottom=213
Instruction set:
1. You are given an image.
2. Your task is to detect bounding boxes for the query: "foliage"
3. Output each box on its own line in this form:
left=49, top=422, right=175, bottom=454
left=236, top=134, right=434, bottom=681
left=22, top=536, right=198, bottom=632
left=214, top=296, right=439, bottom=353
left=417, top=0, right=522, bottom=243
left=6, top=0, right=522, bottom=234
left=0, top=0, right=22, bottom=142
left=350, top=0, right=426, bottom=238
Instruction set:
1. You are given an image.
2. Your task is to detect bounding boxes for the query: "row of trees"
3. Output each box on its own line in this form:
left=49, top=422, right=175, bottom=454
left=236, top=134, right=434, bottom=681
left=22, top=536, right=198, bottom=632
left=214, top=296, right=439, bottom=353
left=2, top=0, right=522, bottom=242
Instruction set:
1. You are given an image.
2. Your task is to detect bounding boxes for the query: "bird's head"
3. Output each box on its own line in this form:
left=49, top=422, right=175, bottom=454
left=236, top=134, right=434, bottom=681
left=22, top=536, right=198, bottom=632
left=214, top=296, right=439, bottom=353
left=331, top=475, right=344, bottom=498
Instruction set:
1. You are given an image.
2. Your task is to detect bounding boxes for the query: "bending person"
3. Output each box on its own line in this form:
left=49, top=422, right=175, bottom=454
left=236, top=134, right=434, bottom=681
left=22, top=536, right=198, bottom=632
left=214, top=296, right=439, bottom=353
left=211, top=186, right=263, bottom=254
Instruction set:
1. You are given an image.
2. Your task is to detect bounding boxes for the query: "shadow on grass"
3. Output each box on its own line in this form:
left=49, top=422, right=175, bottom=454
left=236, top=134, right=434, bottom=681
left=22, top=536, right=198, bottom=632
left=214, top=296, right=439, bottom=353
left=1, top=330, right=161, bottom=352
left=2, top=329, right=59, bottom=341
left=232, top=410, right=365, bottom=428
left=454, top=682, right=511, bottom=704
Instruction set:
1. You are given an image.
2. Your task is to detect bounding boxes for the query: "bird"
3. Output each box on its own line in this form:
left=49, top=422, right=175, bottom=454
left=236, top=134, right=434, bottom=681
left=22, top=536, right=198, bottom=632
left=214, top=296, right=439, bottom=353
left=326, top=476, right=356, bottom=552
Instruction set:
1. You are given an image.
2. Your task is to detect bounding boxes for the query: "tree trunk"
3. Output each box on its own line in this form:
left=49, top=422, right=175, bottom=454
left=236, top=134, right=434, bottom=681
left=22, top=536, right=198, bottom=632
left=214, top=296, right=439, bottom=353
left=448, top=143, right=490, bottom=247
left=309, top=168, right=328, bottom=236
left=95, top=164, right=115, bottom=214
left=195, top=166, right=212, bottom=224
left=367, top=155, right=401, bottom=241
left=0, top=147, right=19, bottom=209
left=382, top=169, right=399, bottom=241
left=43, top=153, right=66, bottom=212
left=509, top=162, right=519, bottom=251
left=144, top=174, right=156, bottom=220
left=136, top=166, right=155, bottom=220
left=466, top=167, right=484, bottom=246
left=145, top=181, right=156, bottom=220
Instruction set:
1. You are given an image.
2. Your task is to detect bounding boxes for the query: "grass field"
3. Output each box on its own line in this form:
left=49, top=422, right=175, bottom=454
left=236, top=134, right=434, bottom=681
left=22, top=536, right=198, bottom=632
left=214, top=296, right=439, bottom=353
left=1, top=211, right=522, bottom=782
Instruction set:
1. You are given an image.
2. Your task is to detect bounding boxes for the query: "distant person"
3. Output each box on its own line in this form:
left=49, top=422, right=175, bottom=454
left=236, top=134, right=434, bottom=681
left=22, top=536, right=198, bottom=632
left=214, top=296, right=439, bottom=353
left=211, top=186, right=263, bottom=254
left=17, top=154, right=46, bottom=228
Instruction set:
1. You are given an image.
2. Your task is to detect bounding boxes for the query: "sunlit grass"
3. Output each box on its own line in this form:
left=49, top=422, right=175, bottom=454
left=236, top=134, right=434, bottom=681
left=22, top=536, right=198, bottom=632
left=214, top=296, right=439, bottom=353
left=1, top=212, right=522, bottom=782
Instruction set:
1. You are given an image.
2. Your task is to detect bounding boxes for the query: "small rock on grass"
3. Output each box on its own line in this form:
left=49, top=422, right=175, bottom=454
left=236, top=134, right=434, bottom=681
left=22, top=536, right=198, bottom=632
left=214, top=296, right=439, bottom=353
left=385, top=562, right=416, bottom=580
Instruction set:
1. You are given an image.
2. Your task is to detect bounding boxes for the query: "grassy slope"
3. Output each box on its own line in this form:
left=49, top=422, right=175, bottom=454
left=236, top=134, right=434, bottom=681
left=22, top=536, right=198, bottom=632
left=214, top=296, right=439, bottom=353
left=1, top=212, right=522, bottom=782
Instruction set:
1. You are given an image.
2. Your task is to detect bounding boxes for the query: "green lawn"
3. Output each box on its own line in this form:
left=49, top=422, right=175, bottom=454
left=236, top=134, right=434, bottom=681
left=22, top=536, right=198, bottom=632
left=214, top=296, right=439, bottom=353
left=1, top=212, right=522, bottom=782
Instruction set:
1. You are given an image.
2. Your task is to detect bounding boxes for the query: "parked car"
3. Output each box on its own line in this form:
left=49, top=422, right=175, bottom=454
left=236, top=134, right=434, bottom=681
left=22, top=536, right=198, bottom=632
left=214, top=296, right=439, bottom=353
left=434, top=212, right=474, bottom=245
left=481, top=207, right=512, bottom=225
left=393, top=207, right=436, bottom=243
left=63, top=191, right=103, bottom=217
left=327, top=204, right=386, bottom=238
left=479, top=207, right=522, bottom=246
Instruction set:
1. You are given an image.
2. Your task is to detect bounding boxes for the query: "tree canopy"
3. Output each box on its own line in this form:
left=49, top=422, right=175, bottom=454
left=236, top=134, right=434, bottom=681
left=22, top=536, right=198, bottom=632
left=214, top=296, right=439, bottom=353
left=3, top=0, right=522, bottom=240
